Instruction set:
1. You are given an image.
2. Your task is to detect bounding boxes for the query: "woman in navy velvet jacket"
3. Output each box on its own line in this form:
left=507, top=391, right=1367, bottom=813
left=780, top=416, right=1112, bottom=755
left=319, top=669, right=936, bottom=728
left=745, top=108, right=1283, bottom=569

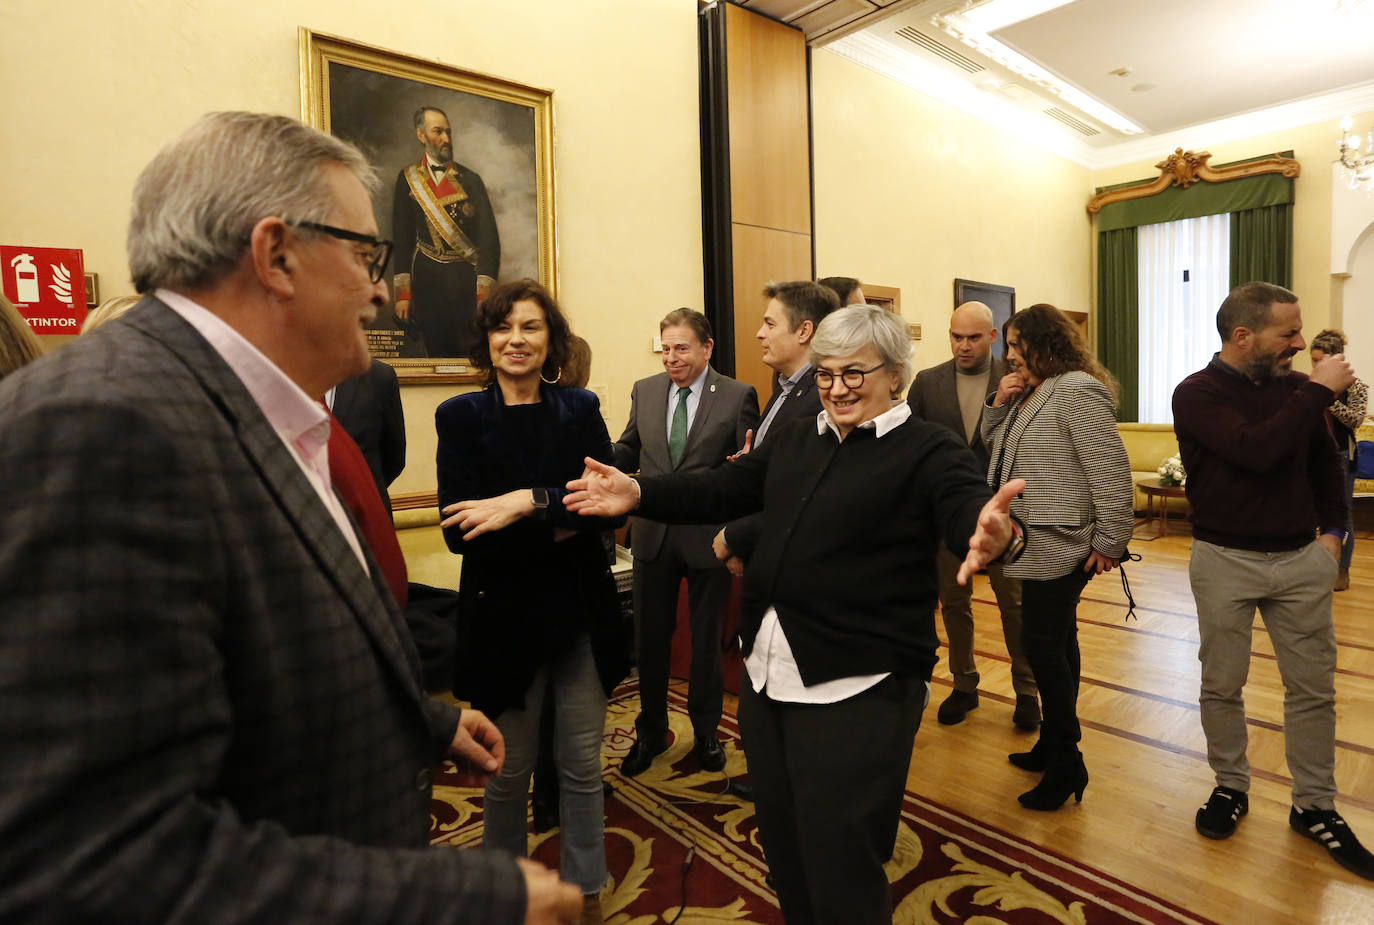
left=436, top=279, right=625, bottom=919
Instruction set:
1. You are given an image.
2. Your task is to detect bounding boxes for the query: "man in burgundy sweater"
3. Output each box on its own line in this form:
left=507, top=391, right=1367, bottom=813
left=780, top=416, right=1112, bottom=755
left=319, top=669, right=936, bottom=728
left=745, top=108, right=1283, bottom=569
left=1173, top=281, right=1373, bottom=881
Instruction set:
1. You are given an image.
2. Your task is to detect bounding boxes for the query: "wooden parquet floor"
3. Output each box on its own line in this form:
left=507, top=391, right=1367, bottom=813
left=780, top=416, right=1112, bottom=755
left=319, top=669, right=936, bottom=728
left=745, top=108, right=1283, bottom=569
left=903, top=526, right=1374, bottom=924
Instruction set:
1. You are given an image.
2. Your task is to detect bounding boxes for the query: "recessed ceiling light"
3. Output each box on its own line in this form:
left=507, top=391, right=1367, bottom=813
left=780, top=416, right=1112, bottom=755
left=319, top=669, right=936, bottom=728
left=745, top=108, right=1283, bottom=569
left=934, top=11, right=1144, bottom=134
left=1132, top=83, right=1158, bottom=93
left=1108, top=67, right=1132, bottom=78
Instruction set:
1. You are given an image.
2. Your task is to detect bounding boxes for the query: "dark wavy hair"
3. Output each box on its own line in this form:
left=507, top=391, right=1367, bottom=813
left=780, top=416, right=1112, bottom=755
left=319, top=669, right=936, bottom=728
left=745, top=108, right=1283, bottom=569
left=1006, top=303, right=1118, bottom=404
left=469, top=278, right=571, bottom=384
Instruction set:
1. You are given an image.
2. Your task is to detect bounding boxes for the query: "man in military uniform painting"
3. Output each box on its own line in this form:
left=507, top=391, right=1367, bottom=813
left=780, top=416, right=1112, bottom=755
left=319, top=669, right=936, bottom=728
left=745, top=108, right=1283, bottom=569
left=392, top=106, right=500, bottom=357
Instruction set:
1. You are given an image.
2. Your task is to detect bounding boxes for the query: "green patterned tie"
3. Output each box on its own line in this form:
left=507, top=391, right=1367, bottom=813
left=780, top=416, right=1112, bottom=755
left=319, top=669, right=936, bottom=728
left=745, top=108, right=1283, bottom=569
left=668, top=386, right=690, bottom=467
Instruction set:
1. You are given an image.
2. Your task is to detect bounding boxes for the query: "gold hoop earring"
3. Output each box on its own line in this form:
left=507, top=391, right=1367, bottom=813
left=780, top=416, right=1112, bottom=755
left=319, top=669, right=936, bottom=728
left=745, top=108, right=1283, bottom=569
left=541, top=366, right=563, bottom=385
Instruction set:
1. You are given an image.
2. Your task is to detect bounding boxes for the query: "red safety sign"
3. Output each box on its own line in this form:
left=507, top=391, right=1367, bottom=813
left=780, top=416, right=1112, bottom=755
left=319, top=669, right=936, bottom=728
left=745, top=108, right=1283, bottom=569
left=2, top=245, right=87, bottom=331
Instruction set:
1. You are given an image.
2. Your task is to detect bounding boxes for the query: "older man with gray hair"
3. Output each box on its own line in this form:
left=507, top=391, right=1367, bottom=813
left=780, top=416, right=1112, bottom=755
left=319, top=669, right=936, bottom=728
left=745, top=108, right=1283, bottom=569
left=908, top=300, right=1038, bottom=731
left=0, top=112, right=580, bottom=924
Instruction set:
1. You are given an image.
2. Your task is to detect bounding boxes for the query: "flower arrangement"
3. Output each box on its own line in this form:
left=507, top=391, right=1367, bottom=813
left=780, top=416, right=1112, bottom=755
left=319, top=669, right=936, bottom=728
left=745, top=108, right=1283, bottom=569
left=1157, top=453, right=1186, bottom=487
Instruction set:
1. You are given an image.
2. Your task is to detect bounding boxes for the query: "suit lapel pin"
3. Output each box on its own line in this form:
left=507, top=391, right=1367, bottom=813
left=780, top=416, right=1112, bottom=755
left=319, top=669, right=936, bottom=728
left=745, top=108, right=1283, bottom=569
left=710, top=384, right=716, bottom=393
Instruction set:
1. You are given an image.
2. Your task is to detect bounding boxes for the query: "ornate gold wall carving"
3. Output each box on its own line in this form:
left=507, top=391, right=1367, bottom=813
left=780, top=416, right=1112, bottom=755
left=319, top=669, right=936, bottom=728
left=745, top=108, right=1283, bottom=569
left=1086, top=149, right=1301, bottom=215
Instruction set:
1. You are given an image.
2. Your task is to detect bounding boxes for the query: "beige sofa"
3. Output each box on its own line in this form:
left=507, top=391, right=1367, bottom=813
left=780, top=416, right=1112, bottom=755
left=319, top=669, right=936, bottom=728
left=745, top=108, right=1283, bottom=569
left=394, top=507, right=461, bottom=591
left=1117, top=423, right=1188, bottom=514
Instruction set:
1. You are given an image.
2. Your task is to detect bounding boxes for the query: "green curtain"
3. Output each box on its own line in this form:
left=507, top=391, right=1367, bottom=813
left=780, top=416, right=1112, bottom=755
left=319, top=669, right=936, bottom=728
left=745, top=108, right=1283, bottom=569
left=1229, top=203, right=1293, bottom=290
left=1097, top=227, right=1139, bottom=422
left=1093, top=152, right=1295, bottom=422
left=1097, top=172, right=1293, bottom=232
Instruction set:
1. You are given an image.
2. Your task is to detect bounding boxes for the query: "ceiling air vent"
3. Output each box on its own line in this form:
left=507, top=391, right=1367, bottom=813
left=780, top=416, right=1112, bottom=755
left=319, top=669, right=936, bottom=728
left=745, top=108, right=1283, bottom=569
left=894, top=26, right=983, bottom=73
left=1043, top=107, right=1100, bottom=136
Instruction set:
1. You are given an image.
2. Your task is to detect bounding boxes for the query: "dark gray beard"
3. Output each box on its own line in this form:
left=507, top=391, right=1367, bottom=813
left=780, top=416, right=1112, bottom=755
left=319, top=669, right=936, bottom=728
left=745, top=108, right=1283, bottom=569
left=1245, top=354, right=1292, bottom=382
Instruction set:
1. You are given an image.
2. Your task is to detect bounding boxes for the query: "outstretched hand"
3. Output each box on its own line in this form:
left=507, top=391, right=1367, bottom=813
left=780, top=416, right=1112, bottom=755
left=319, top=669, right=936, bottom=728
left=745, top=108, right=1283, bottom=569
left=957, top=479, right=1026, bottom=585
left=564, top=457, right=640, bottom=517
left=727, top=429, right=754, bottom=462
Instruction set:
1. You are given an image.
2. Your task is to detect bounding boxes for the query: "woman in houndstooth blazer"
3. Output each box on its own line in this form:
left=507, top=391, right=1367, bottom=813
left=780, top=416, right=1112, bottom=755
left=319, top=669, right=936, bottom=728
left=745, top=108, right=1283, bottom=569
left=982, top=304, right=1135, bottom=811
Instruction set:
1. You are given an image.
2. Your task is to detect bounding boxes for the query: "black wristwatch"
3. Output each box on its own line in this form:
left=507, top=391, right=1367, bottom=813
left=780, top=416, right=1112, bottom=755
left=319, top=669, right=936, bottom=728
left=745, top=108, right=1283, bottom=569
left=993, top=516, right=1027, bottom=565
left=530, top=487, right=550, bottom=519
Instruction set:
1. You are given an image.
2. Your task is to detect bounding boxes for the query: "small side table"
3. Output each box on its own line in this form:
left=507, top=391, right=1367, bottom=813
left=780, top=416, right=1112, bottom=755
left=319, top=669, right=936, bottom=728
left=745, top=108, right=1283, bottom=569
left=1137, top=480, right=1188, bottom=537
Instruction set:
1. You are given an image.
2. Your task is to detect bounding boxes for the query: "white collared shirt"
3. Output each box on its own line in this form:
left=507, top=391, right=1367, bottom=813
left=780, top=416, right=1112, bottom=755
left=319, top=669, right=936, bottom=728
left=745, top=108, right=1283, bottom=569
left=664, top=366, right=710, bottom=437
left=744, top=400, right=913, bottom=704
left=156, top=289, right=368, bottom=572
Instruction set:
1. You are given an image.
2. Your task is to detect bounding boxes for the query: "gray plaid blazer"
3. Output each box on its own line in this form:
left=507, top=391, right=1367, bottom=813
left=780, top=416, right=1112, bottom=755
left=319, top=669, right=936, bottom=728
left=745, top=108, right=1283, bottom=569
left=981, top=370, right=1135, bottom=579
left=0, top=298, right=524, bottom=923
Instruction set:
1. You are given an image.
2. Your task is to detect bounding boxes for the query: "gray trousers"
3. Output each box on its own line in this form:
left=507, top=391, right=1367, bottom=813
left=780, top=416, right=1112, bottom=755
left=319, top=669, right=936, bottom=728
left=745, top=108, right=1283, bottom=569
left=936, top=549, right=1036, bottom=696
left=1189, top=539, right=1339, bottom=809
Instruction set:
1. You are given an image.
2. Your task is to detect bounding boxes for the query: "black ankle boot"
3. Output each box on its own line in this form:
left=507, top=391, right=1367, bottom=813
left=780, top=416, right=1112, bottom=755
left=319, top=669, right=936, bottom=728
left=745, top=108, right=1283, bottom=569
left=1018, top=750, right=1088, bottom=811
left=1008, top=739, right=1048, bottom=772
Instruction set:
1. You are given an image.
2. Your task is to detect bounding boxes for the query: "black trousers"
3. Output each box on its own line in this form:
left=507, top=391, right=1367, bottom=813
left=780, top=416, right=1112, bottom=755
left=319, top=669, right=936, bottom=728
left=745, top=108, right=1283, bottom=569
left=409, top=258, right=476, bottom=357
left=631, top=550, right=731, bottom=742
left=739, top=671, right=922, bottom=925
left=1020, top=565, right=1095, bottom=751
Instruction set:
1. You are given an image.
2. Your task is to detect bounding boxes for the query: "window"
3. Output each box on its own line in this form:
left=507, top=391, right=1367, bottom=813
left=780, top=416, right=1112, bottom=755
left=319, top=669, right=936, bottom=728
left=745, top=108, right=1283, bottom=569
left=1137, top=215, right=1230, bottom=423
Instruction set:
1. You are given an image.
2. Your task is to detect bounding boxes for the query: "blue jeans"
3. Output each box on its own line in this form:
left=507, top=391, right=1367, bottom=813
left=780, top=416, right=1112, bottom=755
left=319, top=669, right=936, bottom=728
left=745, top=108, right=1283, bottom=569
left=482, top=635, right=608, bottom=893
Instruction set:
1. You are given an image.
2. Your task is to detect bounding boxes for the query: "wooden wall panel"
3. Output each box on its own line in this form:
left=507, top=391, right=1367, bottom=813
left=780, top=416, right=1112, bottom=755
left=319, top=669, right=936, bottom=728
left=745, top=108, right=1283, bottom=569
left=724, top=2, right=811, bottom=236
left=730, top=223, right=813, bottom=401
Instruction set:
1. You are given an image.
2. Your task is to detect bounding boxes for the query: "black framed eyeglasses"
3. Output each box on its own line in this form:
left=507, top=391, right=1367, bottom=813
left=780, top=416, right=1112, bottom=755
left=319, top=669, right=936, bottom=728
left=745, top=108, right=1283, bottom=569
left=814, top=363, right=886, bottom=390
left=291, top=221, right=393, bottom=283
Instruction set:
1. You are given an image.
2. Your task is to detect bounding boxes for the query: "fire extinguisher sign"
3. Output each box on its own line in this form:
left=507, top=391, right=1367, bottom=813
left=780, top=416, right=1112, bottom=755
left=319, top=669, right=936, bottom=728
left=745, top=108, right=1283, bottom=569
left=2, top=245, right=88, bottom=331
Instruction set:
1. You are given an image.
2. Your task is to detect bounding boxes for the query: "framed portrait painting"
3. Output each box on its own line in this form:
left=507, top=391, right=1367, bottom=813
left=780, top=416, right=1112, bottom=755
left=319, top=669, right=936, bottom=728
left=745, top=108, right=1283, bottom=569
left=300, top=29, right=555, bottom=381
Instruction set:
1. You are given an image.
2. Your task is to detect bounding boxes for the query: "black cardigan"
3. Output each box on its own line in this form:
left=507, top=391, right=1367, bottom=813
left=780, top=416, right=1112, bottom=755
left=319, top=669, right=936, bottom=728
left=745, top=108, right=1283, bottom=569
left=436, top=383, right=627, bottom=715
left=637, top=413, right=990, bottom=686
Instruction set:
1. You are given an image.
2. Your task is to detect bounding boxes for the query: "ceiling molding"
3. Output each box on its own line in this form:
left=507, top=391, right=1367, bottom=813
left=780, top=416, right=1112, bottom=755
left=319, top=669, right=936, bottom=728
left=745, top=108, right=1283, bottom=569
left=825, top=32, right=1098, bottom=166
left=827, top=32, right=1374, bottom=173
left=1087, top=80, right=1374, bottom=170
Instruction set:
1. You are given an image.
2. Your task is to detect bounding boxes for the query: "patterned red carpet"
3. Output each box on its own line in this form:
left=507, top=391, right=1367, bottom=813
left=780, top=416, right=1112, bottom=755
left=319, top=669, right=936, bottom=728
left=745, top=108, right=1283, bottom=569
left=431, top=678, right=1215, bottom=924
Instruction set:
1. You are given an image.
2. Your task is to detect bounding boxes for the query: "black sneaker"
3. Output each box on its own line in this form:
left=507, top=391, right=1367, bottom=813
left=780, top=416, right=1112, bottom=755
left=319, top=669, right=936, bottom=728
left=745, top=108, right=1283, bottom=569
left=1290, top=806, right=1374, bottom=881
left=1195, top=786, right=1248, bottom=839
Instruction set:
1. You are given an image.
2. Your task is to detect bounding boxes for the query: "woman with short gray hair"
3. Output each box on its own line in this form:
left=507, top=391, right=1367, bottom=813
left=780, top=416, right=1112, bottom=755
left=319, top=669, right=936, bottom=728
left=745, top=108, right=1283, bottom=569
left=565, top=305, right=1026, bottom=923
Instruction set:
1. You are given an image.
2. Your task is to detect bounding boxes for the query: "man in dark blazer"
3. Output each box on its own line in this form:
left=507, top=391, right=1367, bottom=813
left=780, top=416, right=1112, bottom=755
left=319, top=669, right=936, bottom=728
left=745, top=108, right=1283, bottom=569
left=713, top=280, right=839, bottom=570
left=908, top=300, right=1040, bottom=731
left=0, top=112, right=580, bottom=924
left=331, top=357, right=407, bottom=514
left=614, top=308, right=759, bottom=776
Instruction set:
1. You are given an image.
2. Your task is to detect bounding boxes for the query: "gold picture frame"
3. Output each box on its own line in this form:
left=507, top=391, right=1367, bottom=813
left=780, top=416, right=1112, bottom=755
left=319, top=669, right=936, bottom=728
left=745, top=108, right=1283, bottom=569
left=300, top=28, right=556, bottom=384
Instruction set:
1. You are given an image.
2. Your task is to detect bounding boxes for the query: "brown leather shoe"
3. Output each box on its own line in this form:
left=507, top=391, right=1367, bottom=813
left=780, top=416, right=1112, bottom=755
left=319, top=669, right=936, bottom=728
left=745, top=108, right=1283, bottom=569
left=1012, top=694, right=1042, bottom=731
left=937, top=689, right=979, bottom=725
left=580, top=894, right=604, bottom=925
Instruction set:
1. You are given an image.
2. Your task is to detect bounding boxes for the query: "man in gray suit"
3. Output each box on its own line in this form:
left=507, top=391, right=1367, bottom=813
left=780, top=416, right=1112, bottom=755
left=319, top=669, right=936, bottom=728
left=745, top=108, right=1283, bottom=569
left=614, top=309, right=759, bottom=776
left=0, top=112, right=580, bottom=925
left=908, top=301, right=1039, bottom=730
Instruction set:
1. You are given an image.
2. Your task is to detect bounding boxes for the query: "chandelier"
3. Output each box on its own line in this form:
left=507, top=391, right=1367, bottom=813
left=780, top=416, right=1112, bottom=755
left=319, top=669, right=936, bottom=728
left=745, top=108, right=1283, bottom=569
left=1338, top=115, right=1374, bottom=189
